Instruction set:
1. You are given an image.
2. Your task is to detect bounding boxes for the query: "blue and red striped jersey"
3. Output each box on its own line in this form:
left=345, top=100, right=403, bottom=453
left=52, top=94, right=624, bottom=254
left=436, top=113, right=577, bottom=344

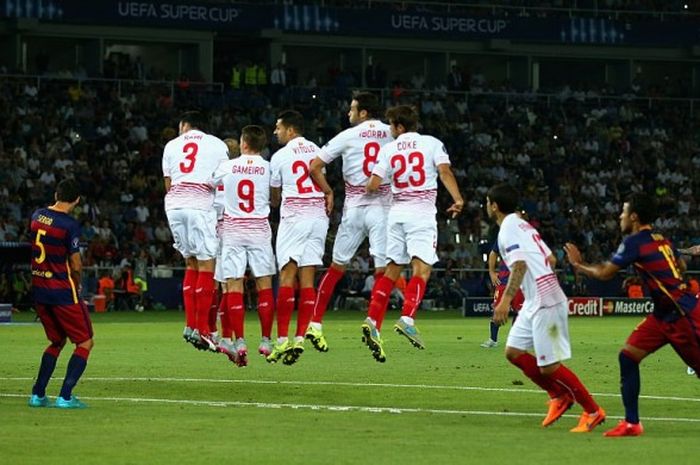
left=611, top=229, right=697, bottom=321
left=30, top=208, right=81, bottom=305
left=492, top=240, right=510, bottom=285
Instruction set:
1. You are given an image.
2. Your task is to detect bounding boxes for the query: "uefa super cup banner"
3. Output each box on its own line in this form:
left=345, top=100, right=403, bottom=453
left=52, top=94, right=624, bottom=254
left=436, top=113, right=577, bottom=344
left=1, top=1, right=698, bottom=46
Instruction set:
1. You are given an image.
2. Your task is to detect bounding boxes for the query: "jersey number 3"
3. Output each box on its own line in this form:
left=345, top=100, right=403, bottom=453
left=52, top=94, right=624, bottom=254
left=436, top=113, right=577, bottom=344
left=179, top=143, right=199, bottom=173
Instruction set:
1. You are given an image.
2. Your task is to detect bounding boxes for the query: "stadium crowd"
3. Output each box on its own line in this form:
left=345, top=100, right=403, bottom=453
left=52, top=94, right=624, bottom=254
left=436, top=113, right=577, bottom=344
left=1, top=59, right=699, bottom=308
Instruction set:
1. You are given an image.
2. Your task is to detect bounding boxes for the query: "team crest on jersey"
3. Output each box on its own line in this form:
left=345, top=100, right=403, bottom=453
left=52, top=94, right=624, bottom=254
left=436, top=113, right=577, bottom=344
left=246, top=159, right=253, bottom=165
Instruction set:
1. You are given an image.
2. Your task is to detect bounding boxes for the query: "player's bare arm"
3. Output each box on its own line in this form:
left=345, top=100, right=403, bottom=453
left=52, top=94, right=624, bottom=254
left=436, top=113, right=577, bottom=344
left=68, top=251, right=82, bottom=291
left=437, top=164, right=464, bottom=218
left=487, top=250, right=499, bottom=287
left=164, top=177, right=171, bottom=192
left=548, top=253, right=557, bottom=270
left=564, top=243, right=620, bottom=280
left=309, top=157, right=333, bottom=195
left=270, top=187, right=281, bottom=208
left=366, top=174, right=383, bottom=193
left=493, top=260, right=526, bottom=325
left=678, top=245, right=700, bottom=256
left=309, top=157, right=334, bottom=216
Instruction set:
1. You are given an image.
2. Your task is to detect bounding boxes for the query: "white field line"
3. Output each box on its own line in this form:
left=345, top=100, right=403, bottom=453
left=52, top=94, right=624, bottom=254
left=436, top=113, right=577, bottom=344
left=1, top=376, right=699, bottom=403
left=1, top=392, right=699, bottom=423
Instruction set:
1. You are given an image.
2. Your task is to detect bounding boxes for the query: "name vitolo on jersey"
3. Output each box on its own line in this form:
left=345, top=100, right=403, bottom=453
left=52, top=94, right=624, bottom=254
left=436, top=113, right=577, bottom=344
left=318, top=120, right=394, bottom=208
left=162, top=129, right=229, bottom=211
left=270, top=136, right=326, bottom=219
left=213, top=154, right=272, bottom=245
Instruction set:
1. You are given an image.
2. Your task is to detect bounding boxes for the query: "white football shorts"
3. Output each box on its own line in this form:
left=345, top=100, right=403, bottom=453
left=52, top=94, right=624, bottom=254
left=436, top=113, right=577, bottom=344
left=332, top=205, right=388, bottom=267
left=506, top=300, right=572, bottom=367
left=385, top=211, right=438, bottom=266
left=276, top=216, right=329, bottom=269
left=166, top=208, right=218, bottom=261
left=219, top=243, right=276, bottom=280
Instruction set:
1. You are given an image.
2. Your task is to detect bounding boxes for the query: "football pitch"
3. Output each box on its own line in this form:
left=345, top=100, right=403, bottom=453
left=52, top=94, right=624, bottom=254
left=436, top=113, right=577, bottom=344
left=1, top=310, right=698, bottom=465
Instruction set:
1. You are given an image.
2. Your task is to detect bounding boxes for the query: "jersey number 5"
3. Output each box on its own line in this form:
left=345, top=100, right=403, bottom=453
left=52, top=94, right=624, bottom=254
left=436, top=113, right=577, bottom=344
left=292, top=160, right=322, bottom=194
left=179, top=143, right=198, bottom=173
left=35, top=229, right=47, bottom=264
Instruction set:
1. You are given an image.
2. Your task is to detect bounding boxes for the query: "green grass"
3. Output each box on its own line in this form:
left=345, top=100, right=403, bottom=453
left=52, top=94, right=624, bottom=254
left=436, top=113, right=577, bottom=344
left=1, top=310, right=699, bottom=465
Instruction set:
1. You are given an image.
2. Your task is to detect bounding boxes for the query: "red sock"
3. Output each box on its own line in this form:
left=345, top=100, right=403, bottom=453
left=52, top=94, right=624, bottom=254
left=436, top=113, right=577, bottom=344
left=195, top=271, right=215, bottom=334
left=276, top=286, right=295, bottom=338
left=208, top=287, right=220, bottom=333
left=220, top=292, right=232, bottom=338
left=401, top=276, right=427, bottom=318
left=510, top=353, right=565, bottom=398
left=257, top=288, right=274, bottom=339
left=549, top=364, right=600, bottom=413
left=296, top=287, right=316, bottom=337
left=367, top=276, right=395, bottom=330
left=228, top=292, right=245, bottom=339
left=312, top=267, right=344, bottom=324
left=182, top=269, right=198, bottom=329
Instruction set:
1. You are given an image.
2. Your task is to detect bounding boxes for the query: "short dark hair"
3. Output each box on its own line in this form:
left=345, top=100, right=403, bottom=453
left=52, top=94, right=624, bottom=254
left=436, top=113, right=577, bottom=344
left=277, top=110, right=304, bottom=134
left=241, top=125, right=267, bottom=153
left=56, top=179, right=80, bottom=203
left=626, top=192, right=657, bottom=225
left=385, top=105, right=418, bottom=132
left=179, top=111, right=206, bottom=131
left=487, top=183, right=518, bottom=214
left=353, top=92, right=380, bottom=118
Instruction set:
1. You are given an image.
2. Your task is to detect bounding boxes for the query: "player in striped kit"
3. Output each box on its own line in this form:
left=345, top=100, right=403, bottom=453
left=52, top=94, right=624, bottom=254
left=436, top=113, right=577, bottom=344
left=488, top=183, right=606, bottom=433
left=28, top=180, right=93, bottom=409
left=362, top=105, right=464, bottom=362
left=306, top=92, right=394, bottom=352
left=267, top=110, right=330, bottom=365
left=565, top=193, right=700, bottom=436
left=213, top=125, right=276, bottom=366
left=162, top=111, right=229, bottom=351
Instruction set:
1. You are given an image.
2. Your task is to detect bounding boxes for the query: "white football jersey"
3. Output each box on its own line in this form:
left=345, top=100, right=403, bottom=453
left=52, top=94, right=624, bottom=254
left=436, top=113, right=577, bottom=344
left=372, top=132, right=450, bottom=216
left=497, top=213, right=566, bottom=312
left=162, top=129, right=229, bottom=211
left=270, top=136, right=325, bottom=219
left=213, top=154, right=271, bottom=245
left=319, top=120, right=394, bottom=208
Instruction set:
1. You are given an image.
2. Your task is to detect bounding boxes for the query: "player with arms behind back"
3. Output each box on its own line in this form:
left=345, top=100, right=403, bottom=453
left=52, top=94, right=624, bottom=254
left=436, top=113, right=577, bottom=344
left=162, top=111, right=229, bottom=351
left=487, top=183, right=606, bottom=433
left=362, top=105, right=464, bottom=362
left=307, top=92, right=394, bottom=352
left=267, top=110, right=330, bottom=365
left=565, top=192, right=700, bottom=437
left=28, top=179, right=93, bottom=409
left=213, top=125, right=276, bottom=366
